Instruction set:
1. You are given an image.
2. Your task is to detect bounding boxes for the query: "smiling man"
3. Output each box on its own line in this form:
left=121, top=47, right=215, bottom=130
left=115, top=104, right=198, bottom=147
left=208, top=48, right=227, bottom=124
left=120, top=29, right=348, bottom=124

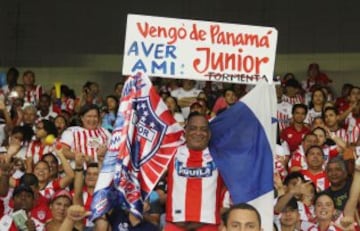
left=165, top=112, right=224, bottom=231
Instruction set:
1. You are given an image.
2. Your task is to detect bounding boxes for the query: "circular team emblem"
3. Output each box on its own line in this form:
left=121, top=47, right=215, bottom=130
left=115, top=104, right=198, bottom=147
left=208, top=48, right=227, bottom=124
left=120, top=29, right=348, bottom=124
left=37, top=210, right=46, bottom=220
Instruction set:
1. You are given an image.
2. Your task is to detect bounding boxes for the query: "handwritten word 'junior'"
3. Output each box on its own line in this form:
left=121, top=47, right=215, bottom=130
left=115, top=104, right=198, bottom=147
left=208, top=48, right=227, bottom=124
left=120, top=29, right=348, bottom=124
left=193, top=47, right=269, bottom=74
left=210, top=24, right=272, bottom=47
left=204, top=72, right=269, bottom=83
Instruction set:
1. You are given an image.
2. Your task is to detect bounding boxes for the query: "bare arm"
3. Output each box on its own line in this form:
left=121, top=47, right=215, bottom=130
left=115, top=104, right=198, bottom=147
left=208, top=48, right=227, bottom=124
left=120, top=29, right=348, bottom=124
left=61, top=145, right=75, bottom=160
left=73, top=153, right=85, bottom=206
left=0, top=158, right=11, bottom=196
left=56, top=148, right=74, bottom=188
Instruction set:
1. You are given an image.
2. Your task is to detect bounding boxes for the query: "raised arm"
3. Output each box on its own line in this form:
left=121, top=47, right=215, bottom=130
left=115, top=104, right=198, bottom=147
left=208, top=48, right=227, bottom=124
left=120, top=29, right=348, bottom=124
left=56, top=148, right=74, bottom=188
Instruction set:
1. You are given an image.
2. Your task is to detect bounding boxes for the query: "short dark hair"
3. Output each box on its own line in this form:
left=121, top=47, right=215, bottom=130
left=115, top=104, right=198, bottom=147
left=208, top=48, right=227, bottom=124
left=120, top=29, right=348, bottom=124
left=284, top=197, right=299, bottom=211
left=19, top=173, right=39, bottom=188
left=326, top=156, right=348, bottom=175
left=283, top=172, right=305, bottom=186
left=305, top=145, right=324, bottom=157
left=41, top=152, right=59, bottom=165
left=323, top=106, right=339, bottom=116
left=314, top=191, right=335, bottom=207
left=79, top=104, right=100, bottom=118
left=41, top=119, right=58, bottom=137
left=222, top=203, right=261, bottom=227
left=292, top=103, right=308, bottom=115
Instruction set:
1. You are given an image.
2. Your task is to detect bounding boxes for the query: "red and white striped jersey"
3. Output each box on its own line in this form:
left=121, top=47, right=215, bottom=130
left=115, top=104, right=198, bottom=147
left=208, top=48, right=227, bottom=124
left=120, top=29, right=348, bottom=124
left=70, top=186, right=94, bottom=227
left=300, top=170, right=330, bottom=191
left=289, top=145, right=338, bottom=171
left=60, top=126, right=111, bottom=160
left=297, top=201, right=315, bottom=223
left=39, top=179, right=61, bottom=202
left=61, top=98, right=75, bottom=114
left=281, top=94, right=304, bottom=105
left=288, top=146, right=307, bottom=171
left=26, top=140, right=55, bottom=164
left=346, top=123, right=360, bottom=144
left=24, top=85, right=43, bottom=105
left=329, top=128, right=349, bottom=144
left=166, top=145, right=223, bottom=224
left=277, top=101, right=293, bottom=131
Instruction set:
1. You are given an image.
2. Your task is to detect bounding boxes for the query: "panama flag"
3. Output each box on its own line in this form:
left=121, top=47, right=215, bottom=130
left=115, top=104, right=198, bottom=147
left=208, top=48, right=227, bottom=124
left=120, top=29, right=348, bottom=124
left=209, top=83, right=276, bottom=230
left=90, top=73, right=184, bottom=221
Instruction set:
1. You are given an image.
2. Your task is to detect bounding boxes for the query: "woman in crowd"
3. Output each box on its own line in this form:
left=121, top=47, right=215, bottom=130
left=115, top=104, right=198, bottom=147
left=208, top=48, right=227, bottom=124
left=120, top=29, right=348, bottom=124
left=61, top=104, right=111, bottom=165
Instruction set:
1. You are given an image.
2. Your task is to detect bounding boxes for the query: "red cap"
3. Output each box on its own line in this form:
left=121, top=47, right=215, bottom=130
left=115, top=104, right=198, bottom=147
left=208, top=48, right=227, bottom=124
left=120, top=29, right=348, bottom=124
left=52, top=189, right=72, bottom=202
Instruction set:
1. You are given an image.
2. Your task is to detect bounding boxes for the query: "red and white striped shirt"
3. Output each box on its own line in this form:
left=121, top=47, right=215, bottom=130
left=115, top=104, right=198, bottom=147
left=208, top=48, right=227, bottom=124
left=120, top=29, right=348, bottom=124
left=25, top=85, right=43, bottom=105
left=300, top=169, right=330, bottom=191
left=26, top=140, right=55, bottom=164
left=60, top=126, right=111, bottom=161
left=166, top=145, right=223, bottom=224
left=281, top=94, right=304, bottom=105
left=297, top=201, right=315, bottom=223
left=329, top=128, right=349, bottom=144
left=39, top=179, right=61, bottom=202
left=277, top=101, right=293, bottom=131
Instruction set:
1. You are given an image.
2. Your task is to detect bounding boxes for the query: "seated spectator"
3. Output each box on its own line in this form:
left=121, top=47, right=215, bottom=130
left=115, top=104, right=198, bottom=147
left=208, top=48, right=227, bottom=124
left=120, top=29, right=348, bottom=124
left=306, top=88, right=327, bottom=125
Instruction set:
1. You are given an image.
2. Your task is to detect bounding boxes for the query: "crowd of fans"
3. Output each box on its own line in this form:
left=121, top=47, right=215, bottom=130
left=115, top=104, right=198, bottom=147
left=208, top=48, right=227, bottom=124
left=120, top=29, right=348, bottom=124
left=0, top=62, right=359, bottom=230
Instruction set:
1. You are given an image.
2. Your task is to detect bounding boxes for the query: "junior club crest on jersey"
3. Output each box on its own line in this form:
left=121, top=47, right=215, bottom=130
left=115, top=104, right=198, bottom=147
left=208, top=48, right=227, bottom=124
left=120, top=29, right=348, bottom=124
left=131, top=97, right=167, bottom=170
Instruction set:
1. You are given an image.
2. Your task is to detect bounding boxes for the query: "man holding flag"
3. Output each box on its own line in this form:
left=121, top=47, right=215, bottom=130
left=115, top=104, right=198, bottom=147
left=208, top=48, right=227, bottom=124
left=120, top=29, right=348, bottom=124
left=90, top=73, right=276, bottom=231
